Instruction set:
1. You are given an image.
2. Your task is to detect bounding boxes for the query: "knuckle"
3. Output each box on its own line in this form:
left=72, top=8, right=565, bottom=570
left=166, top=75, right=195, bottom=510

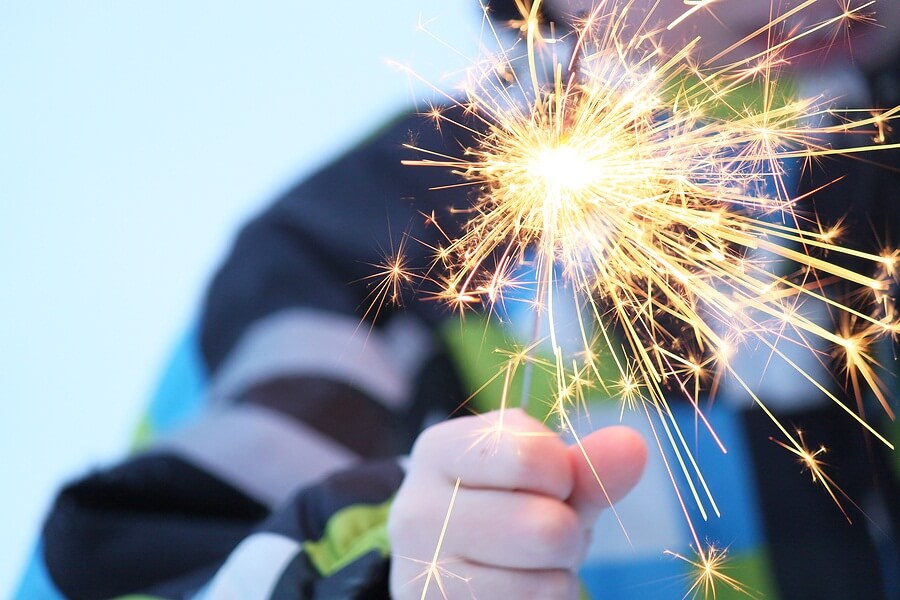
left=504, top=436, right=573, bottom=498
left=531, top=570, right=579, bottom=600
left=506, top=441, right=542, bottom=482
left=387, top=490, right=425, bottom=546
left=385, top=505, right=408, bottom=546
left=523, top=503, right=582, bottom=566
left=410, top=424, right=441, bottom=459
left=510, top=436, right=562, bottom=478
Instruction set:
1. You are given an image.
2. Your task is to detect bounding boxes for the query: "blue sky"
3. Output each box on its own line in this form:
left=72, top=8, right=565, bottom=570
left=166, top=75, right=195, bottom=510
left=0, top=2, right=478, bottom=592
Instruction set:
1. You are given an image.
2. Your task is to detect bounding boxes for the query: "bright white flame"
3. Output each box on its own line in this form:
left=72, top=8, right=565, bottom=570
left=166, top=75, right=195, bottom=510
left=529, top=143, right=596, bottom=196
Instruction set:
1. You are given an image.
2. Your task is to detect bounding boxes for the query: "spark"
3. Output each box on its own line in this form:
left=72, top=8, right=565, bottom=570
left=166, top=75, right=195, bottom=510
left=414, top=477, right=468, bottom=600
left=383, top=0, right=899, bottom=597
left=771, top=429, right=862, bottom=522
left=667, top=544, right=753, bottom=599
left=358, top=230, right=420, bottom=324
left=420, top=477, right=463, bottom=599
left=402, top=0, right=898, bottom=459
left=668, top=0, right=719, bottom=31
left=463, top=382, right=560, bottom=455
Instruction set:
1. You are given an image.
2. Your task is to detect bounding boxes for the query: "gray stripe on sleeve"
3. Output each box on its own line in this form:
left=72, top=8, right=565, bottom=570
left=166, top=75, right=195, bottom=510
left=153, top=403, right=356, bottom=508
left=208, top=309, right=433, bottom=410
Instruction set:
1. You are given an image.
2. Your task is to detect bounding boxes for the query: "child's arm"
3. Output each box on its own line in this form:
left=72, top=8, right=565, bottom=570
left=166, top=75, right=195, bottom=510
left=40, top=409, right=644, bottom=598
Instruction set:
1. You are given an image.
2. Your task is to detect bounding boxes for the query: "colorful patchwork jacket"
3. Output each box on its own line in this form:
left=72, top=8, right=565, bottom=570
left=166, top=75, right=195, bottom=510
left=19, top=68, right=900, bottom=599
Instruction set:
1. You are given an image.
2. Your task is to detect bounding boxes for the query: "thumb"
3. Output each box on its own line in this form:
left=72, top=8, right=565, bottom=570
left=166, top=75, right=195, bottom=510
left=566, top=425, right=647, bottom=523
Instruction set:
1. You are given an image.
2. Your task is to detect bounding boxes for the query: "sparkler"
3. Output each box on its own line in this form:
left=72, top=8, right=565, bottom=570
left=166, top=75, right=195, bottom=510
left=383, top=0, right=900, bottom=596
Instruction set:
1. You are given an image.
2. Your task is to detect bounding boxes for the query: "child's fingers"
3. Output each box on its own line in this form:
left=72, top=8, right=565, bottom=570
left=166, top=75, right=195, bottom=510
left=565, top=425, right=648, bottom=523
left=410, top=408, right=574, bottom=500
left=391, top=558, right=580, bottom=600
left=391, top=485, right=589, bottom=570
left=389, top=417, right=648, bottom=599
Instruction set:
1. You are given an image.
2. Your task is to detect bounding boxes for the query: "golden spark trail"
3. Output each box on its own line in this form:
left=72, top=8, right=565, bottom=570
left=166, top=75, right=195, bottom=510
left=420, top=478, right=463, bottom=600
left=388, top=0, right=900, bottom=596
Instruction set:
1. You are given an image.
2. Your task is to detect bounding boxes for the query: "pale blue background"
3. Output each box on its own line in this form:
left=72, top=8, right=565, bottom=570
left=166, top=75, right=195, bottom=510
left=0, top=2, right=479, bottom=593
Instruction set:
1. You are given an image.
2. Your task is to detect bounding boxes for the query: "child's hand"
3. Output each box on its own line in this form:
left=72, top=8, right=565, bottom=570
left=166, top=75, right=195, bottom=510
left=388, top=409, right=647, bottom=599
